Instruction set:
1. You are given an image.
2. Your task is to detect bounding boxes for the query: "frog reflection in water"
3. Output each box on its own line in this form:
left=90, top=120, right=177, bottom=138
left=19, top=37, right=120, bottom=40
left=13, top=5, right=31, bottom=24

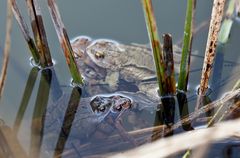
left=45, top=93, right=139, bottom=146
left=71, top=36, right=192, bottom=98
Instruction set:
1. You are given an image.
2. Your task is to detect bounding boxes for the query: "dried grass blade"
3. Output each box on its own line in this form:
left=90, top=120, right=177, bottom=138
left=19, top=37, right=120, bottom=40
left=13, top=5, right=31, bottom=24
left=47, top=0, right=83, bottom=85
left=199, top=0, right=226, bottom=96
left=0, top=0, right=13, bottom=98
left=10, top=0, right=40, bottom=64
left=109, top=101, right=240, bottom=158
left=26, top=0, right=53, bottom=67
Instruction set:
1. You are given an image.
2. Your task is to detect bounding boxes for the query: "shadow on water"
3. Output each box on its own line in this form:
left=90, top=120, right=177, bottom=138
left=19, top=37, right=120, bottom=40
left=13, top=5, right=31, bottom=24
left=54, top=87, right=82, bottom=157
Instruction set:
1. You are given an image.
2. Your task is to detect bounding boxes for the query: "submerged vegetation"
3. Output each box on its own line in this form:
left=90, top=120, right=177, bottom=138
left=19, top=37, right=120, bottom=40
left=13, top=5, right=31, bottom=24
left=0, top=0, right=240, bottom=157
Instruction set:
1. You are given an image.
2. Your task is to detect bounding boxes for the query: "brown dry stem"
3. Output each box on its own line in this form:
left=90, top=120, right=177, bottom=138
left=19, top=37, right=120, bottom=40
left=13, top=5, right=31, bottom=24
left=199, top=0, right=226, bottom=96
left=0, top=0, right=13, bottom=98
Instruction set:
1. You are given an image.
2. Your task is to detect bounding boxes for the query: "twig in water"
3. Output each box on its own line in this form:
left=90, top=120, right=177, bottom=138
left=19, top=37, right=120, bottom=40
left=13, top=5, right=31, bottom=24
left=0, top=0, right=13, bottom=98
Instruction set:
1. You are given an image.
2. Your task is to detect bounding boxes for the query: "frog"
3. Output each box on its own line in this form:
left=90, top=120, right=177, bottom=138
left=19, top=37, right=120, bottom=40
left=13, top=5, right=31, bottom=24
left=71, top=36, right=187, bottom=93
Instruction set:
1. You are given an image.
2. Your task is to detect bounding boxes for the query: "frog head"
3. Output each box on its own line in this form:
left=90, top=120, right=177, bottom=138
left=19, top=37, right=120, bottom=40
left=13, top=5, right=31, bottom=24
left=85, top=39, right=124, bottom=70
left=71, top=35, right=92, bottom=58
left=90, top=94, right=132, bottom=116
left=71, top=36, right=107, bottom=82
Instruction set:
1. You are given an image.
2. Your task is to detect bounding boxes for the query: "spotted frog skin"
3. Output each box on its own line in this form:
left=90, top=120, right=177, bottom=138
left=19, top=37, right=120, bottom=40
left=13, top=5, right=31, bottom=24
left=71, top=36, right=185, bottom=89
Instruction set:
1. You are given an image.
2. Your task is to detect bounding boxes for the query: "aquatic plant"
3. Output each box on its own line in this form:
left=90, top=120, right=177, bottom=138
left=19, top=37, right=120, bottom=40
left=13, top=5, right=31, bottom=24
left=0, top=0, right=12, bottom=98
left=25, top=0, right=53, bottom=67
left=177, top=0, right=196, bottom=92
left=141, top=0, right=167, bottom=96
left=11, top=0, right=40, bottom=64
left=198, top=0, right=226, bottom=96
left=47, top=0, right=84, bottom=85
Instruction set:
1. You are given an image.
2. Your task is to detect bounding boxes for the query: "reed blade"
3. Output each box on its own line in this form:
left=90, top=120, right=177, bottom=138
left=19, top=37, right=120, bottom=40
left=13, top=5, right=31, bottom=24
left=0, top=0, right=13, bottom=98
left=218, top=0, right=235, bottom=44
left=10, top=0, right=40, bottom=64
left=141, top=0, right=166, bottom=95
left=162, top=34, right=176, bottom=95
left=26, top=0, right=53, bottom=67
left=47, top=0, right=84, bottom=85
left=177, top=0, right=196, bottom=92
left=199, top=0, right=226, bottom=96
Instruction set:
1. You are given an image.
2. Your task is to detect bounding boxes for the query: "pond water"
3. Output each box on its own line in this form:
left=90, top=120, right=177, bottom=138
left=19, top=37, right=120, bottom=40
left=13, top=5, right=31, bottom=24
left=0, top=0, right=240, bottom=157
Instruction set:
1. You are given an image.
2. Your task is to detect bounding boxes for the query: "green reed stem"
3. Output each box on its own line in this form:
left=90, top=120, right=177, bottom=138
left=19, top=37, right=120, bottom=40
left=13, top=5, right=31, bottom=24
left=218, top=0, right=235, bottom=44
left=141, top=0, right=166, bottom=95
left=47, top=0, right=84, bottom=85
left=177, top=0, right=195, bottom=92
left=11, top=0, right=40, bottom=64
left=182, top=150, right=191, bottom=158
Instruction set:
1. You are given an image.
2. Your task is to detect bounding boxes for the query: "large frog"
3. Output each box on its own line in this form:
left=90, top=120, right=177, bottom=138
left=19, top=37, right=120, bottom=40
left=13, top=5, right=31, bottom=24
left=71, top=36, right=187, bottom=93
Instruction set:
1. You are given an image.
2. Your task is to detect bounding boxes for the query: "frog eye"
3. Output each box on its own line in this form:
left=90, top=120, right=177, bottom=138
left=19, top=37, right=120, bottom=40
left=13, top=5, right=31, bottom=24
left=95, top=51, right=105, bottom=59
left=98, top=106, right=106, bottom=112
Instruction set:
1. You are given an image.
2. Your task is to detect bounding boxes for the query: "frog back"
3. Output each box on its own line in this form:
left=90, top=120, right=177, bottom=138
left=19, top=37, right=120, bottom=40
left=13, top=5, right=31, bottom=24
left=85, top=39, right=155, bottom=71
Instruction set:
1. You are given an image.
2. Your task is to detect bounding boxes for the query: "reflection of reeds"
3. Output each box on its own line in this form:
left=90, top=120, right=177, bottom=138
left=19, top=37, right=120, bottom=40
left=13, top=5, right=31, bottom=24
left=54, top=87, right=82, bottom=157
left=30, top=69, right=52, bottom=158
left=10, top=0, right=40, bottom=64
left=0, top=0, right=12, bottom=98
left=0, top=125, right=28, bottom=158
left=141, top=0, right=166, bottom=95
left=198, top=0, right=226, bottom=96
left=47, top=0, right=84, bottom=85
left=14, top=67, right=39, bottom=132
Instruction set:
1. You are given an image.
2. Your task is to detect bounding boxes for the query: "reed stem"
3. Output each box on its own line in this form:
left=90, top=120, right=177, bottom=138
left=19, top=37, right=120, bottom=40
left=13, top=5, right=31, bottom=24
left=0, top=0, right=12, bottom=98
left=26, top=0, right=53, bottom=67
left=47, top=0, right=84, bottom=85
left=11, top=0, right=40, bottom=64
left=177, top=0, right=196, bottom=92
left=218, top=0, right=235, bottom=44
left=199, top=0, right=226, bottom=96
left=162, top=34, right=176, bottom=95
left=141, top=0, right=166, bottom=95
